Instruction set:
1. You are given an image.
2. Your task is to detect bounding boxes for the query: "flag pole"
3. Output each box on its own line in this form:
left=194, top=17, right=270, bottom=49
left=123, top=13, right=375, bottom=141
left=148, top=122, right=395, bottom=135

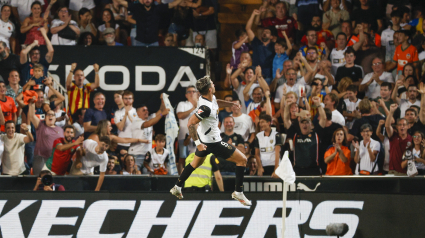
left=282, top=181, right=287, bottom=238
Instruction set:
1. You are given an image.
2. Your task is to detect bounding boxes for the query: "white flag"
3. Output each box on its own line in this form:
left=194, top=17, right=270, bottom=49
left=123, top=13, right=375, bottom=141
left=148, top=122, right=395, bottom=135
left=162, top=93, right=179, bottom=175
left=274, top=151, right=296, bottom=185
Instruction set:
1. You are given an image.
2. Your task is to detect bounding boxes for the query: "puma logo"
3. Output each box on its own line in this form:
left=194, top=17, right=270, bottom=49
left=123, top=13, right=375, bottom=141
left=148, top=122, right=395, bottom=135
left=297, top=182, right=321, bottom=192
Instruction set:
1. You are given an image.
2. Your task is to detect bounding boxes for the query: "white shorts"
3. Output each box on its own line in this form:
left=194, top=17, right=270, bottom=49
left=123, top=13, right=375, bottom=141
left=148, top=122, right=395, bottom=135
left=193, top=29, right=217, bottom=49
left=69, top=0, right=96, bottom=11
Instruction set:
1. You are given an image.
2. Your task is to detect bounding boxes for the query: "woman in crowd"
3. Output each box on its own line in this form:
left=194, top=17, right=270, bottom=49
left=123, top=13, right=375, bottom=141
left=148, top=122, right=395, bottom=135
left=50, top=6, right=80, bottom=45
left=0, top=5, right=16, bottom=51
left=98, top=9, right=120, bottom=43
left=21, top=1, right=48, bottom=45
left=408, top=131, right=425, bottom=175
left=78, top=8, right=97, bottom=37
left=352, top=123, right=380, bottom=175
left=120, top=154, right=141, bottom=175
left=332, top=76, right=352, bottom=100
left=324, top=128, right=352, bottom=175
left=77, top=32, right=97, bottom=46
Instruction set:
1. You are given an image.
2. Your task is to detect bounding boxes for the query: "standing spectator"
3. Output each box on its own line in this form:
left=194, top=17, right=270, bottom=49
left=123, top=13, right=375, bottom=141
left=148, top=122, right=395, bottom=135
left=129, top=102, right=170, bottom=170
left=322, top=0, right=349, bottom=37
left=324, top=128, right=352, bottom=175
left=386, top=104, right=412, bottom=175
left=359, top=19, right=381, bottom=48
left=272, top=32, right=292, bottom=79
left=1, top=121, right=33, bottom=175
left=259, top=2, right=298, bottom=41
left=102, top=27, right=122, bottom=46
left=299, top=28, right=328, bottom=60
left=117, top=0, right=183, bottom=46
left=335, top=47, right=364, bottom=87
left=218, top=95, right=233, bottom=129
left=246, top=9, right=276, bottom=84
left=121, top=154, right=141, bottom=175
left=244, top=66, right=270, bottom=112
left=78, top=7, right=97, bottom=37
left=114, top=90, right=137, bottom=157
left=144, top=134, right=169, bottom=175
left=66, top=63, right=100, bottom=119
left=330, top=26, right=365, bottom=76
left=360, top=57, right=395, bottom=99
left=351, top=0, right=384, bottom=33
left=0, top=5, right=16, bottom=51
left=343, top=85, right=361, bottom=130
left=300, top=15, right=335, bottom=48
left=227, top=99, right=255, bottom=143
left=392, top=84, right=420, bottom=118
left=6, top=69, right=22, bottom=128
left=11, top=0, right=44, bottom=24
left=352, top=123, right=380, bottom=175
left=83, top=92, right=107, bottom=139
left=19, top=28, right=54, bottom=84
left=378, top=82, right=400, bottom=120
left=50, top=6, right=80, bottom=45
left=192, top=0, right=217, bottom=50
left=230, top=29, right=249, bottom=69
left=71, top=137, right=110, bottom=191
left=290, top=105, right=323, bottom=176
left=324, top=93, right=345, bottom=126
left=43, top=125, right=83, bottom=175
left=97, top=9, right=119, bottom=43
left=0, top=41, right=20, bottom=84
left=69, top=0, right=95, bottom=21
left=341, top=20, right=359, bottom=47
left=0, top=81, right=17, bottom=132
left=221, top=116, right=245, bottom=152
left=381, top=10, right=402, bottom=61
left=20, top=1, right=47, bottom=45
left=225, top=65, right=256, bottom=113
left=72, top=108, right=86, bottom=139
left=386, top=30, right=419, bottom=78
left=295, top=0, right=321, bottom=29
left=176, top=85, right=197, bottom=174
left=253, top=113, right=281, bottom=177
left=269, top=60, right=294, bottom=93
left=274, top=68, right=304, bottom=109
left=28, top=99, right=64, bottom=176
left=167, top=0, right=198, bottom=47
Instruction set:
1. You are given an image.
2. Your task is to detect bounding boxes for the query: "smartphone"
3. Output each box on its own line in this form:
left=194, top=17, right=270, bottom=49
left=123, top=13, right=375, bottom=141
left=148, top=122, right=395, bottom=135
left=61, top=112, right=66, bottom=117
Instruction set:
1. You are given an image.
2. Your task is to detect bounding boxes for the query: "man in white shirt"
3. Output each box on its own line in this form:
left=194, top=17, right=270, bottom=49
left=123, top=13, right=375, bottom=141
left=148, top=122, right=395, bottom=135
left=71, top=137, right=110, bottom=191
left=11, top=0, right=44, bottom=23
left=393, top=83, right=420, bottom=118
left=381, top=10, right=401, bottom=62
left=225, top=66, right=257, bottom=114
left=343, top=85, right=361, bottom=129
left=176, top=85, right=197, bottom=174
left=114, top=90, right=138, bottom=154
left=221, top=99, right=255, bottom=143
left=274, top=68, right=303, bottom=109
left=360, top=57, right=394, bottom=99
left=128, top=102, right=170, bottom=171
left=324, top=93, right=345, bottom=126
left=352, top=123, right=380, bottom=174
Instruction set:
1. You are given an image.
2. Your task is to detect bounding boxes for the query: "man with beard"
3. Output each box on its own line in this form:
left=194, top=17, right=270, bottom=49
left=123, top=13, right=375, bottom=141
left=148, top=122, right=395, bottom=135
left=330, top=25, right=365, bottom=76
left=28, top=98, right=64, bottom=176
left=246, top=9, right=276, bottom=84
left=0, top=41, right=20, bottom=82
left=66, top=62, right=100, bottom=120
left=43, top=125, right=84, bottom=175
left=20, top=28, right=54, bottom=85
left=300, top=29, right=328, bottom=61
left=258, top=2, right=298, bottom=41
left=103, top=28, right=123, bottom=46
left=301, top=15, right=334, bottom=48
left=392, top=84, right=420, bottom=118
left=117, top=0, right=183, bottom=46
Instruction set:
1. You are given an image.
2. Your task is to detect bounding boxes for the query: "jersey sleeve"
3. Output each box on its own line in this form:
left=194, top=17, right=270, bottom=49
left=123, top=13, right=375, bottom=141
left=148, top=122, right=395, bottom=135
left=195, top=105, right=211, bottom=120
left=210, top=155, right=219, bottom=172
left=275, top=133, right=282, bottom=146
left=53, top=138, right=63, bottom=148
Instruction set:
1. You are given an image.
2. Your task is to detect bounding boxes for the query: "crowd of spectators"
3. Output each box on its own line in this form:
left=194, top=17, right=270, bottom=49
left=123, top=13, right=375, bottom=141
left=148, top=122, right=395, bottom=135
left=0, top=0, right=425, bottom=193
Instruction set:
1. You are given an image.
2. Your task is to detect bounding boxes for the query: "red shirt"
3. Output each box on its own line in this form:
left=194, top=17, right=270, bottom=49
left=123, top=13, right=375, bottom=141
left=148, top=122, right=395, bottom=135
left=301, top=29, right=334, bottom=46
left=389, top=132, right=412, bottom=174
left=0, top=96, right=17, bottom=132
left=261, top=16, right=297, bottom=40
left=45, top=138, right=80, bottom=175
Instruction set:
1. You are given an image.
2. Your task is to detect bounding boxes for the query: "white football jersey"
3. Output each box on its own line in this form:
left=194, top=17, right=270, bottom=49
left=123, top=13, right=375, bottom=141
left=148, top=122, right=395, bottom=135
left=195, top=95, right=222, bottom=143
left=330, top=47, right=347, bottom=76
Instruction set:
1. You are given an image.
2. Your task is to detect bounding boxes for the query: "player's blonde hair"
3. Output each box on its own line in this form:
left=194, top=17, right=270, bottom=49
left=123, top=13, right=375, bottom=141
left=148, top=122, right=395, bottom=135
left=196, top=76, right=212, bottom=95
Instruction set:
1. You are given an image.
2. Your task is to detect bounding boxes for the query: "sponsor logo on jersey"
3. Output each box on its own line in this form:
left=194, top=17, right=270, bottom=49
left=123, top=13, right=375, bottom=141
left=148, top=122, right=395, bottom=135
left=197, top=109, right=203, bottom=114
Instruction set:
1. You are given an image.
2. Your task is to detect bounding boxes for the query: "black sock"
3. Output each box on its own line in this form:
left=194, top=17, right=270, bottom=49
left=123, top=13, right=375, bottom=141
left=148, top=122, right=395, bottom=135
left=176, top=164, right=195, bottom=187
left=235, top=166, right=245, bottom=192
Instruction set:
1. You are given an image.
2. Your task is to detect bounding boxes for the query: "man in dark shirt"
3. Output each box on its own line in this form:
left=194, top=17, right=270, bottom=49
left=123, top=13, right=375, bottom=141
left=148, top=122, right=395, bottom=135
left=218, top=116, right=245, bottom=175
left=408, top=84, right=425, bottom=135
left=335, top=47, right=364, bottom=86
left=348, top=99, right=385, bottom=142
left=118, top=0, right=183, bottom=46
left=83, top=92, right=108, bottom=138
left=0, top=42, right=20, bottom=83
left=246, top=9, right=276, bottom=84
left=192, top=0, right=217, bottom=49
left=351, top=0, right=384, bottom=33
